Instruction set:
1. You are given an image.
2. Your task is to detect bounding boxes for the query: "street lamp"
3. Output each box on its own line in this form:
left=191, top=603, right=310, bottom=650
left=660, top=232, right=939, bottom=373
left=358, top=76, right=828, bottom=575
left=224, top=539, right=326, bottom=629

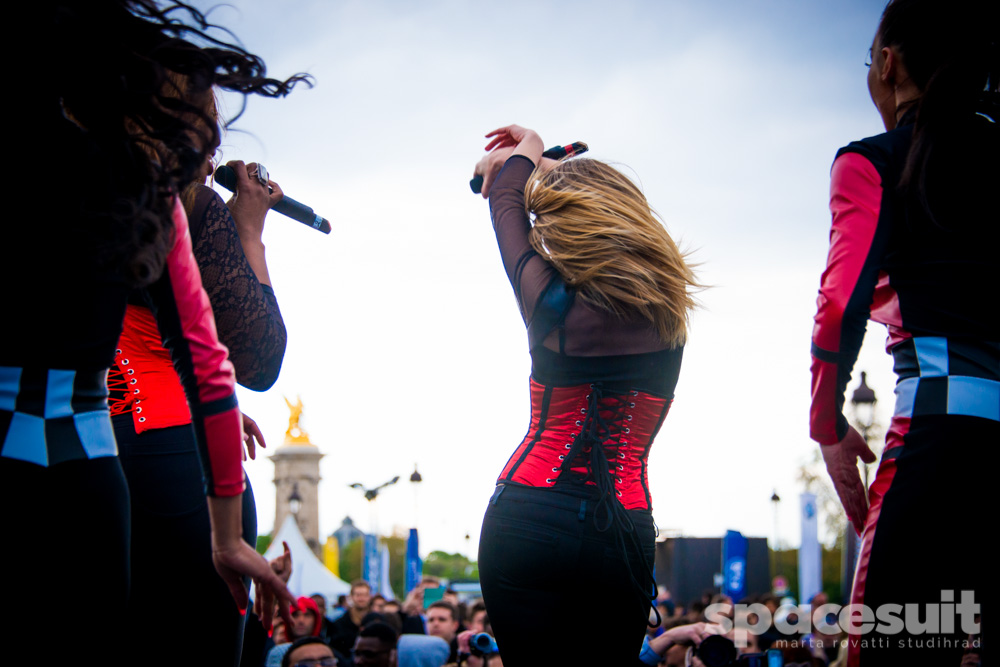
left=770, top=489, right=781, bottom=581
left=850, top=371, right=878, bottom=488
left=349, top=476, right=401, bottom=536
left=843, top=371, right=878, bottom=603
left=288, top=482, right=303, bottom=527
left=410, top=464, right=422, bottom=529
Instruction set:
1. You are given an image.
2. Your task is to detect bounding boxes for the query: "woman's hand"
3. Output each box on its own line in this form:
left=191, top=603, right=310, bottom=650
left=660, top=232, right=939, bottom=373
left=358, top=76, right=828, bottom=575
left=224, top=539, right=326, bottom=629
left=241, top=412, right=266, bottom=461
left=225, top=160, right=283, bottom=243
left=224, top=160, right=281, bottom=286
left=473, top=124, right=544, bottom=198
left=484, top=124, right=541, bottom=153
left=253, top=541, right=293, bottom=628
left=473, top=146, right=514, bottom=198
left=207, top=495, right=296, bottom=631
left=821, top=426, right=877, bottom=535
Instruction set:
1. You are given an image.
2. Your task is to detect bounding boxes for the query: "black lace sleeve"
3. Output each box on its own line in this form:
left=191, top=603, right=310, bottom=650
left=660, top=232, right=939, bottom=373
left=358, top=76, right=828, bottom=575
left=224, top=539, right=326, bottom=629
left=188, top=185, right=286, bottom=391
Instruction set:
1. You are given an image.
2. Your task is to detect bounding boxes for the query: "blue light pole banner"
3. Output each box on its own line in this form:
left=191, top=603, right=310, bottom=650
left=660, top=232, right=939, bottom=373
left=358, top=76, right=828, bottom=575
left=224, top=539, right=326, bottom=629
left=406, top=528, right=422, bottom=594
left=722, top=529, right=748, bottom=600
left=799, top=492, right=821, bottom=605
left=363, top=534, right=380, bottom=593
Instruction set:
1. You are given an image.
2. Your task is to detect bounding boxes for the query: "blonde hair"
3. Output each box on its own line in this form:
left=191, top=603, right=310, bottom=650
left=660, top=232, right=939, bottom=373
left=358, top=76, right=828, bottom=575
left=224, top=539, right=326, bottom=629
left=525, top=158, right=699, bottom=347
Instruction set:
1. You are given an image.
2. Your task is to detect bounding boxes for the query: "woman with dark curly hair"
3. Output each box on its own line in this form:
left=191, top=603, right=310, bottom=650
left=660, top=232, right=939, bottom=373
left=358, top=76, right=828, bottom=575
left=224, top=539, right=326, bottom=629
left=472, top=125, right=699, bottom=665
left=1, top=1, right=307, bottom=661
left=809, top=1, right=996, bottom=664
left=110, top=79, right=290, bottom=664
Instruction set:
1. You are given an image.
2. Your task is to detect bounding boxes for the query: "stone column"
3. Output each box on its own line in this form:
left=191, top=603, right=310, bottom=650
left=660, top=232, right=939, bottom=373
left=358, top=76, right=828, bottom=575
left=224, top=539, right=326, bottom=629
left=271, top=396, right=324, bottom=557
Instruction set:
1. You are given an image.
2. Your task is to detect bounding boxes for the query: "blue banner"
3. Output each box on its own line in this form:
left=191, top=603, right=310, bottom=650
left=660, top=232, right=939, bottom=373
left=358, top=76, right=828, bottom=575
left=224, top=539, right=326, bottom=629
left=405, top=528, right=422, bottom=594
left=363, top=534, right=380, bottom=593
left=722, top=529, right=748, bottom=600
left=799, top=492, right=821, bottom=605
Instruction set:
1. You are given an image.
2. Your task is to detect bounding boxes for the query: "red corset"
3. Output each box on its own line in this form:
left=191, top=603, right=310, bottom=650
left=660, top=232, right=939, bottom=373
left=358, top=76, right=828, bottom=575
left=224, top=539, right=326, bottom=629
left=498, top=378, right=671, bottom=510
left=107, top=304, right=193, bottom=433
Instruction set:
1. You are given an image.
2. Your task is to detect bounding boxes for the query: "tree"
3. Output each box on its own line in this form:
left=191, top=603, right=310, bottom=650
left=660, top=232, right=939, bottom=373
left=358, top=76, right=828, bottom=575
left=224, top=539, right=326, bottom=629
left=340, top=537, right=363, bottom=583
left=423, top=550, right=478, bottom=581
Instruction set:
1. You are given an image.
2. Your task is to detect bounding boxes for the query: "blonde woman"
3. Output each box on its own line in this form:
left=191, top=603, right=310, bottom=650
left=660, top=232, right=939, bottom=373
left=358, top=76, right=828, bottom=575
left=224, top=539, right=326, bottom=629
left=473, top=125, right=699, bottom=665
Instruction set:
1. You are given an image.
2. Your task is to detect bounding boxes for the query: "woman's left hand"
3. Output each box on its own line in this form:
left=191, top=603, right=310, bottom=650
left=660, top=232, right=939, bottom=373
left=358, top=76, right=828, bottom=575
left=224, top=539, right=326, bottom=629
left=207, top=495, right=297, bottom=631
left=821, top=426, right=877, bottom=535
left=473, top=146, right=515, bottom=198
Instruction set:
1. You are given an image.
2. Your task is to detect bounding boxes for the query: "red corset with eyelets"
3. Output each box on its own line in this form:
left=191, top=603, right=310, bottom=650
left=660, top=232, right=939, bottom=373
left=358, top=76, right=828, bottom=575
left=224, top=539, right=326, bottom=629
left=498, top=378, right=671, bottom=511
left=107, top=304, right=194, bottom=433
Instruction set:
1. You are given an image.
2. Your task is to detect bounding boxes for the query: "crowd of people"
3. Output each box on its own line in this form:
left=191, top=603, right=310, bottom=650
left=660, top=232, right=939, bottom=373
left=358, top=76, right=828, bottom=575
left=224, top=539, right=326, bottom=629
left=249, top=580, right=977, bottom=667
left=247, top=577, right=499, bottom=667
left=2, top=0, right=992, bottom=664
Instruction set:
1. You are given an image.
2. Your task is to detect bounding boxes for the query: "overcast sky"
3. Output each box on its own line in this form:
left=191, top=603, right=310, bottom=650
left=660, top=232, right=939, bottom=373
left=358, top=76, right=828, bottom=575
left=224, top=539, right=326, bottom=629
left=194, top=0, right=897, bottom=559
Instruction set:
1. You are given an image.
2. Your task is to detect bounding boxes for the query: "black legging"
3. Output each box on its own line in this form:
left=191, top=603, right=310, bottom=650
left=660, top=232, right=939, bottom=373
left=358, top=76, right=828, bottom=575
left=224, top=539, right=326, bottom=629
left=115, top=418, right=256, bottom=667
left=854, top=414, right=990, bottom=666
left=478, top=484, right=654, bottom=665
left=1, top=456, right=130, bottom=664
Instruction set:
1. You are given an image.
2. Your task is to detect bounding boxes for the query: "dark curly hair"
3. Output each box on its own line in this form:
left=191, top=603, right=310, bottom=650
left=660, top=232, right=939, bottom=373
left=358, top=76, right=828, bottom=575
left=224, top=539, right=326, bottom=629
left=50, top=0, right=311, bottom=286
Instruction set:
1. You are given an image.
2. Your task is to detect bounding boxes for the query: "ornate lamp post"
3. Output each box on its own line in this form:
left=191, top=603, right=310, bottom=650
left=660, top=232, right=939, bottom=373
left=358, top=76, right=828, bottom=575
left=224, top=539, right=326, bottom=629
left=843, top=371, right=878, bottom=603
left=850, top=371, right=878, bottom=488
left=410, top=464, right=422, bottom=528
left=288, top=482, right=303, bottom=528
left=770, top=489, right=781, bottom=580
left=349, top=476, right=401, bottom=536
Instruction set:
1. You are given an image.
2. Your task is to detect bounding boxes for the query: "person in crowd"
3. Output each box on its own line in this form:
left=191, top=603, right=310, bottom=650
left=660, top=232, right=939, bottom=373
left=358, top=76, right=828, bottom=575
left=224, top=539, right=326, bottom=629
left=801, top=592, right=840, bottom=664
left=397, top=635, right=451, bottom=667
left=400, top=577, right=441, bottom=634
left=473, top=124, right=699, bottom=664
left=281, top=637, right=338, bottom=667
left=809, top=0, right=995, bottom=664
left=639, top=622, right=719, bottom=667
left=329, top=580, right=375, bottom=663
left=379, top=601, right=405, bottom=637
left=354, top=622, right=399, bottom=667
left=268, top=597, right=326, bottom=667
left=290, top=597, right=324, bottom=641
left=425, top=601, right=461, bottom=664
left=312, top=594, right=335, bottom=644
left=2, top=2, right=304, bottom=662
left=465, top=602, right=489, bottom=637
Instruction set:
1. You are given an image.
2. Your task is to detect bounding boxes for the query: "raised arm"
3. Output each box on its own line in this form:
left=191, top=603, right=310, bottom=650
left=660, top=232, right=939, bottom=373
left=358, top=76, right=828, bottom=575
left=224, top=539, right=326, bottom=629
left=188, top=174, right=287, bottom=390
left=474, top=125, right=560, bottom=322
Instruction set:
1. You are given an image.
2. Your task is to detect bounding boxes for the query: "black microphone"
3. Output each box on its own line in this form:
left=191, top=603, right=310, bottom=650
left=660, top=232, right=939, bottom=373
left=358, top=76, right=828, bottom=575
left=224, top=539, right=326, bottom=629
left=470, top=141, right=589, bottom=194
left=214, top=165, right=331, bottom=234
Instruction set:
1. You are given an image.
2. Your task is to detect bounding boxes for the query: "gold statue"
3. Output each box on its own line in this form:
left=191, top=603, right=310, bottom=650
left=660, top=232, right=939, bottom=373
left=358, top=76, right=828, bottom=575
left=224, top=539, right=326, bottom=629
left=284, top=395, right=312, bottom=444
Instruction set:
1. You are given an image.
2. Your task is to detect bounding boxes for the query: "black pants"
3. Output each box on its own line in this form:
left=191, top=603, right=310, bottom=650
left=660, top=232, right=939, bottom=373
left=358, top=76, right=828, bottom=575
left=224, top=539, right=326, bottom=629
left=478, top=484, right=654, bottom=665
left=116, top=419, right=256, bottom=667
left=852, top=414, right=990, bottom=667
left=1, top=456, right=130, bottom=664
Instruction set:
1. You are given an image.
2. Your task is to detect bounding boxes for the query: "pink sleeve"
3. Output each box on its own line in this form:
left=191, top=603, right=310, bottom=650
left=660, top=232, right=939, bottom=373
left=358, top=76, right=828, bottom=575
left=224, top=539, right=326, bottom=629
left=148, top=198, right=244, bottom=497
left=810, top=152, right=883, bottom=445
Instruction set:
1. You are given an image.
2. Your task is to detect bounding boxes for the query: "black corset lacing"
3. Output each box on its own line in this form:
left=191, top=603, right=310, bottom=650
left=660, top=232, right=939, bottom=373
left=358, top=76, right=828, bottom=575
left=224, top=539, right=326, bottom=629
left=558, top=381, right=661, bottom=626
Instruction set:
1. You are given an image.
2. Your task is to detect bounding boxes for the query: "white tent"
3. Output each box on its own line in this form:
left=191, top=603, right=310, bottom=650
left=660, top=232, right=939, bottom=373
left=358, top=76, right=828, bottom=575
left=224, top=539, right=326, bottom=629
left=260, top=515, right=351, bottom=602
